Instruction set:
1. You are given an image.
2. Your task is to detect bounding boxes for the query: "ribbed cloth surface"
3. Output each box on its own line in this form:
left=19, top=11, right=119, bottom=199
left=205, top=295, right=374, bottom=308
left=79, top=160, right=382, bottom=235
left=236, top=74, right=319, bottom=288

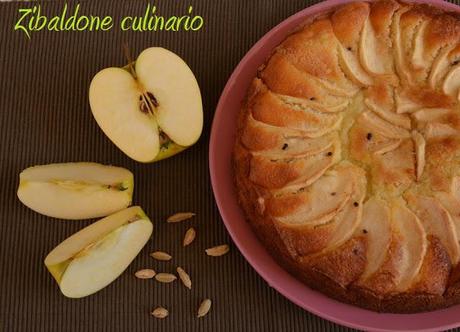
left=0, top=1, right=459, bottom=331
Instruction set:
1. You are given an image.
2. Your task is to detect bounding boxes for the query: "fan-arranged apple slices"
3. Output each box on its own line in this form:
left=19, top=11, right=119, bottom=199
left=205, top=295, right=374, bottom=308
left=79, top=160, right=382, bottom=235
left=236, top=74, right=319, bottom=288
left=405, top=193, right=460, bottom=266
left=349, top=115, right=403, bottom=161
left=422, top=136, right=460, bottom=192
left=434, top=192, right=460, bottom=243
left=241, top=114, right=338, bottom=158
left=354, top=199, right=426, bottom=295
left=408, top=235, right=450, bottom=295
left=390, top=201, right=427, bottom=292
left=353, top=198, right=393, bottom=288
left=395, top=87, right=454, bottom=114
left=429, top=44, right=460, bottom=89
left=45, top=206, right=153, bottom=298
left=272, top=164, right=365, bottom=257
left=359, top=0, right=400, bottom=83
left=411, top=108, right=460, bottom=137
left=331, top=2, right=374, bottom=87
left=321, top=168, right=366, bottom=249
left=360, top=111, right=410, bottom=139
left=391, top=5, right=415, bottom=85
left=395, top=91, right=424, bottom=113
left=234, top=0, right=460, bottom=312
left=259, top=53, right=350, bottom=113
left=265, top=164, right=355, bottom=224
left=409, top=14, right=460, bottom=85
left=371, top=139, right=415, bottom=194
left=89, top=47, right=203, bottom=163
left=366, top=100, right=411, bottom=129
left=337, top=45, right=374, bottom=87
left=297, top=166, right=366, bottom=287
left=249, top=138, right=341, bottom=192
left=409, top=20, right=432, bottom=82
left=249, top=81, right=343, bottom=138
left=364, top=83, right=411, bottom=129
left=442, top=64, right=460, bottom=101
left=17, top=163, right=133, bottom=220
left=279, top=19, right=360, bottom=97
left=395, top=5, right=433, bottom=85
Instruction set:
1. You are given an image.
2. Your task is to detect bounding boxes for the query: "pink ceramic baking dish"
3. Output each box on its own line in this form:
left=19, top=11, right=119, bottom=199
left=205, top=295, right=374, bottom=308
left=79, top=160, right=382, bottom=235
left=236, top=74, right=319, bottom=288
left=209, top=0, right=460, bottom=330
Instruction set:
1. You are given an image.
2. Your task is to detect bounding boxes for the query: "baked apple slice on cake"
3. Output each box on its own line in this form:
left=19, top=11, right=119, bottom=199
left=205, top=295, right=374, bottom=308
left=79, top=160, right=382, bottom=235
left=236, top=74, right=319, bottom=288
left=260, top=53, right=350, bottom=112
left=331, top=2, right=374, bottom=87
left=273, top=164, right=365, bottom=257
left=359, top=0, right=400, bottom=82
left=241, top=114, right=338, bottom=158
left=405, top=193, right=460, bottom=266
left=410, top=14, right=460, bottom=85
left=429, top=44, right=460, bottom=89
left=249, top=81, right=343, bottom=138
left=280, top=19, right=360, bottom=96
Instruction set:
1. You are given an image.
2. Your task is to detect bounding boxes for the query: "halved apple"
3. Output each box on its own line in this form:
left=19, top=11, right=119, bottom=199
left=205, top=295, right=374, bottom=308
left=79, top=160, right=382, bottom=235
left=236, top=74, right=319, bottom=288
left=45, top=206, right=153, bottom=298
left=17, top=163, right=133, bottom=220
left=89, top=47, right=203, bottom=162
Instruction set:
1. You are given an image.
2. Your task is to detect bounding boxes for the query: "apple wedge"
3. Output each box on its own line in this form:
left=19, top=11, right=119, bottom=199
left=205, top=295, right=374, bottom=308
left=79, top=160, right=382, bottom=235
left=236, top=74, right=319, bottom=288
left=45, top=206, right=153, bottom=298
left=89, top=47, right=203, bottom=163
left=17, top=163, right=133, bottom=220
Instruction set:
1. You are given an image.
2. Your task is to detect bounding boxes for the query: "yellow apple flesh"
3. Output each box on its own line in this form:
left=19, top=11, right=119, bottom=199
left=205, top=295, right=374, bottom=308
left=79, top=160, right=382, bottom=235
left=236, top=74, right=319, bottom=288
left=17, top=163, right=134, bottom=220
left=89, top=47, right=203, bottom=163
left=45, top=206, right=153, bottom=298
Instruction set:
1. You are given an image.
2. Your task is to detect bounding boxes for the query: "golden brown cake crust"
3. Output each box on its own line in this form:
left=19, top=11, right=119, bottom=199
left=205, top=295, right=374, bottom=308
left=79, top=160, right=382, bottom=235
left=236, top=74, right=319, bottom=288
left=233, top=0, right=460, bottom=313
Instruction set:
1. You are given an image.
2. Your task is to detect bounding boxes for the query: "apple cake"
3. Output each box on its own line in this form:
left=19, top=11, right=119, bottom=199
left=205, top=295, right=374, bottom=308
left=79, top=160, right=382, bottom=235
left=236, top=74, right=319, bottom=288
left=233, top=0, right=460, bottom=313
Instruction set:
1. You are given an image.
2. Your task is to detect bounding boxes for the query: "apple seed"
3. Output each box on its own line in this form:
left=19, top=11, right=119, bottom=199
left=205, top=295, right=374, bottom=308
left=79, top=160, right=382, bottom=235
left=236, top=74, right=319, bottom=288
left=146, top=91, right=159, bottom=107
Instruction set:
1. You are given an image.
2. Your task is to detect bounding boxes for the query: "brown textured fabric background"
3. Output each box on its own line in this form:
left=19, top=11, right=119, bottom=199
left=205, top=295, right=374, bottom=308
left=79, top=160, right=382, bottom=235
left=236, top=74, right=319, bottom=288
left=1, top=1, right=459, bottom=331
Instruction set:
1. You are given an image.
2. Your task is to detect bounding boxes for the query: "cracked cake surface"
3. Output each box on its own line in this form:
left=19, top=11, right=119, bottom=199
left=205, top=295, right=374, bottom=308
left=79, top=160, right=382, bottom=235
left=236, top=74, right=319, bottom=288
left=233, top=0, right=460, bottom=313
